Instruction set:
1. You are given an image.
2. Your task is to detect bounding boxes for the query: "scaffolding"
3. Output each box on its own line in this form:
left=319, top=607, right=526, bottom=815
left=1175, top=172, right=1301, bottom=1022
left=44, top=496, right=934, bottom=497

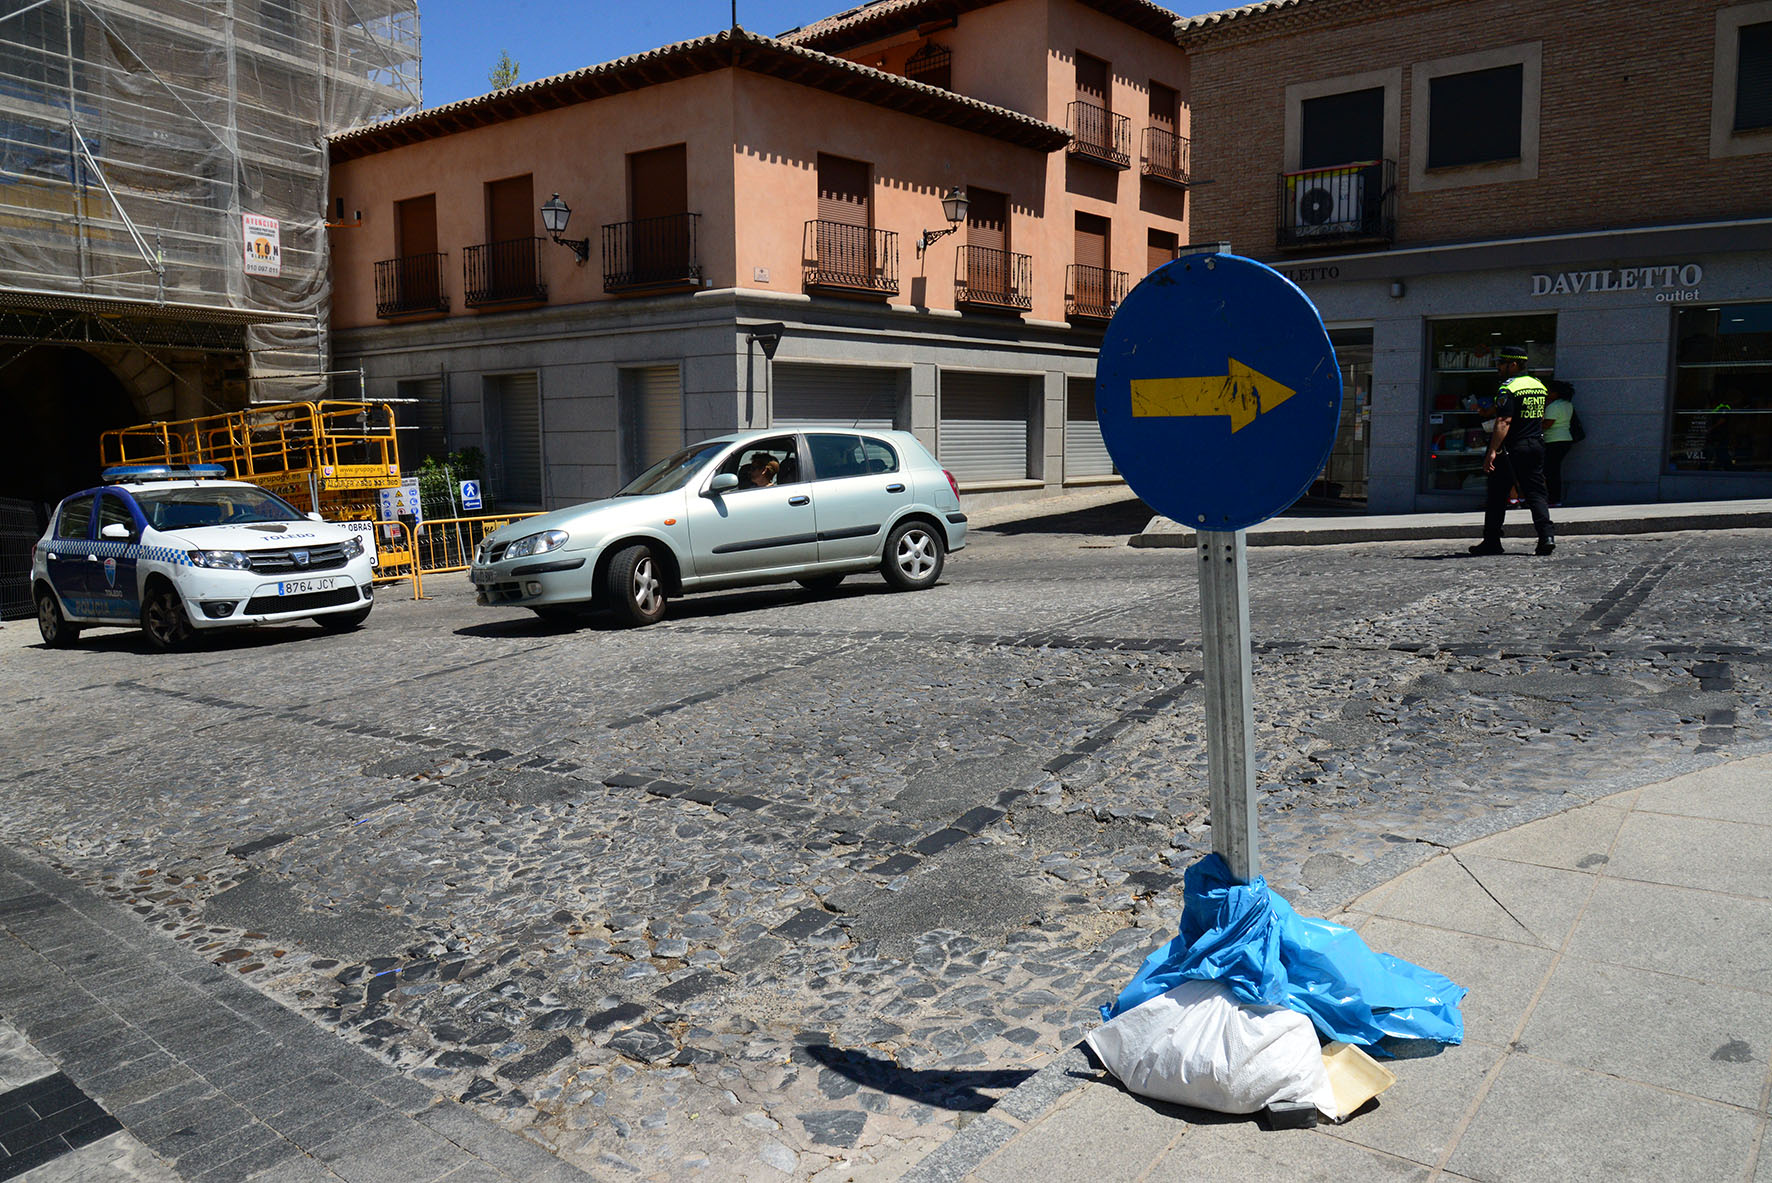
left=0, top=0, right=420, bottom=400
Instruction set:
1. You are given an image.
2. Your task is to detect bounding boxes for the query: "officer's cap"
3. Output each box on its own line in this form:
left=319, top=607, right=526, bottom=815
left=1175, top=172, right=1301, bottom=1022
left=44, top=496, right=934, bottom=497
left=1496, top=344, right=1531, bottom=362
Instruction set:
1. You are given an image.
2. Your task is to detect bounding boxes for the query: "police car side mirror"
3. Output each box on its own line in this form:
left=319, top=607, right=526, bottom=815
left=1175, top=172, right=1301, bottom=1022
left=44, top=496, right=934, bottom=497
left=100, top=523, right=132, bottom=540
left=306, top=512, right=325, bottom=522
left=705, top=473, right=739, bottom=496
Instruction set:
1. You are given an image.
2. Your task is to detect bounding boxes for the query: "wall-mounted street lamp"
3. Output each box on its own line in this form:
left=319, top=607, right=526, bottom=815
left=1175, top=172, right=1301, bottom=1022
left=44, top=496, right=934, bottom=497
left=540, top=193, right=590, bottom=264
left=916, top=186, right=969, bottom=255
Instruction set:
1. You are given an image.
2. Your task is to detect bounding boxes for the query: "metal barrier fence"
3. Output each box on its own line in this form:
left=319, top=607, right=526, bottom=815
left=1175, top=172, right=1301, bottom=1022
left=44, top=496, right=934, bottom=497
left=413, top=513, right=541, bottom=578
left=0, top=498, right=41, bottom=621
left=352, top=519, right=422, bottom=601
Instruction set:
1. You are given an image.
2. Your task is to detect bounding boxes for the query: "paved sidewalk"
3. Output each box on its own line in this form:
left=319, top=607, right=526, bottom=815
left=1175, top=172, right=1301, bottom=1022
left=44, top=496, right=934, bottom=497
left=907, top=750, right=1772, bottom=1183
left=0, top=845, right=595, bottom=1183
left=1131, top=497, right=1772, bottom=548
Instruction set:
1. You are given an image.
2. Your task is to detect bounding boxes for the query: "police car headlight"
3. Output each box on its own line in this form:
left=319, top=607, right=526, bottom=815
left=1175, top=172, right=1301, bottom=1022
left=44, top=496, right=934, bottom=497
left=340, top=535, right=365, bottom=559
left=189, top=549, right=253, bottom=571
left=503, top=529, right=568, bottom=559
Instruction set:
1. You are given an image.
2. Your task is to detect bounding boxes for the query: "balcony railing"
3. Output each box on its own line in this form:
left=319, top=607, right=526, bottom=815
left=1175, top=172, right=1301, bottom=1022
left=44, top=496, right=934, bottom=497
left=1067, top=100, right=1130, bottom=168
left=1065, top=263, right=1127, bottom=322
left=803, top=221, right=898, bottom=296
left=955, top=244, right=1032, bottom=311
left=374, top=253, right=449, bottom=318
left=602, top=212, right=701, bottom=293
left=463, top=237, right=546, bottom=307
left=1141, top=126, right=1191, bottom=187
left=1276, top=159, right=1396, bottom=249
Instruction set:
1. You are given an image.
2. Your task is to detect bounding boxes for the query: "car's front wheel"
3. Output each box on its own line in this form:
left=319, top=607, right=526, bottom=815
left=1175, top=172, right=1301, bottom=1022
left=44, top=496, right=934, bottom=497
left=881, top=520, right=945, bottom=591
left=36, top=588, right=79, bottom=648
left=141, top=583, right=193, bottom=651
left=315, top=606, right=372, bottom=632
left=605, top=544, right=667, bottom=626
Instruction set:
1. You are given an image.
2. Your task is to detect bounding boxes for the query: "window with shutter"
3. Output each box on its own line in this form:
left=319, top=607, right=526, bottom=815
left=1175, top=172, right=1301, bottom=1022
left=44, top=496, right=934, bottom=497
left=1737, top=21, right=1772, bottom=131
left=1301, top=88, right=1384, bottom=170
left=1427, top=65, right=1524, bottom=168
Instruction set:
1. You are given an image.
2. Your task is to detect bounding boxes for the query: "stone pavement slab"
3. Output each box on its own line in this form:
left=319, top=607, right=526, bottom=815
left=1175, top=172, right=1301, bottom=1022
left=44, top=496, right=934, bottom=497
left=913, top=749, right=1772, bottom=1183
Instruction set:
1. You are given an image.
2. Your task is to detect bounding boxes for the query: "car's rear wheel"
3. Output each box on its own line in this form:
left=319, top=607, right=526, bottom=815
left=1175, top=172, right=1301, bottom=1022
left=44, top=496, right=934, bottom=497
left=141, top=584, right=193, bottom=651
left=606, top=544, right=667, bottom=626
left=315, top=606, right=372, bottom=632
left=36, top=589, right=79, bottom=648
left=797, top=574, right=845, bottom=593
left=881, top=520, right=944, bottom=591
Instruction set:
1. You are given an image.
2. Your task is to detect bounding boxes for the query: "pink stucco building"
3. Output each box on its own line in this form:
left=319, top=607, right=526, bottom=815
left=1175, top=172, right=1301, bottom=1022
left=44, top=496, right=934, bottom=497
left=327, top=0, right=1190, bottom=509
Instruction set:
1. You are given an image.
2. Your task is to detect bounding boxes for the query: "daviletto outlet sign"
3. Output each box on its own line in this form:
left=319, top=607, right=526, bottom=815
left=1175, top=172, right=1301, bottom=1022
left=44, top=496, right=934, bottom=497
left=1531, top=263, right=1704, bottom=302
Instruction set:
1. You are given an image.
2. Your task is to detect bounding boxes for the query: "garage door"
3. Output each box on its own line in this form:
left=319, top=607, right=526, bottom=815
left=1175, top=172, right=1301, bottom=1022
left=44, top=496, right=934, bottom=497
left=1065, top=377, right=1115, bottom=478
left=623, top=365, right=683, bottom=480
left=939, top=372, right=1030, bottom=483
left=487, top=372, right=541, bottom=505
left=772, top=363, right=899, bottom=431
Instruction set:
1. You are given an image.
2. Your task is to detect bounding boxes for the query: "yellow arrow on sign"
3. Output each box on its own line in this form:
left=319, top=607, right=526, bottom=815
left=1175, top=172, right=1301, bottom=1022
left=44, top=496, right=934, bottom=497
left=1130, top=358, right=1296, bottom=433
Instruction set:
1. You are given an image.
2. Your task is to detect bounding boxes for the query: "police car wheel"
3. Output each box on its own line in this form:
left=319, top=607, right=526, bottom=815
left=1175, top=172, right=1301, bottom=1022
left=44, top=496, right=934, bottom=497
left=315, top=607, right=371, bottom=632
left=142, top=584, right=193, bottom=651
left=36, top=589, right=79, bottom=648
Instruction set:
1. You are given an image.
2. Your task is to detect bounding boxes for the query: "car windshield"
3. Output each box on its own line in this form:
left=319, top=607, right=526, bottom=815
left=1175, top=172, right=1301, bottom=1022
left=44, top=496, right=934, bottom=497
left=615, top=441, right=729, bottom=496
left=134, top=485, right=308, bottom=530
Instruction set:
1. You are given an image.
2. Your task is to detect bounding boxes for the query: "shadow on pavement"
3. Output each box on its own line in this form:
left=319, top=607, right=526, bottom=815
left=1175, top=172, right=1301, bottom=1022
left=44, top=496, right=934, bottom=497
left=799, top=1043, right=1034, bottom=1113
left=978, top=496, right=1155, bottom=537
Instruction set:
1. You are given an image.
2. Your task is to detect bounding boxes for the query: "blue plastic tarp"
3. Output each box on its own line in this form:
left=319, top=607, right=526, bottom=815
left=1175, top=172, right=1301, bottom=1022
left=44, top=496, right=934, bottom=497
left=1102, top=853, right=1467, bottom=1047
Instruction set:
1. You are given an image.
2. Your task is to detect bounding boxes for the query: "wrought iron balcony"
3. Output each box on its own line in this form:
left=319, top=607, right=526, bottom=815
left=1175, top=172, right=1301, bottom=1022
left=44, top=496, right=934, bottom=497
left=1067, top=100, right=1130, bottom=169
left=955, top=244, right=1032, bottom=312
left=463, top=237, right=546, bottom=307
left=1065, top=263, right=1126, bottom=322
left=1141, top=126, right=1191, bottom=187
left=803, top=221, right=898, bottom=296
left=602, top=212, right=701, bottom=293
left=374, top=253, right=449, bottom=318
left=1276, top=159, right=1397, bottom=249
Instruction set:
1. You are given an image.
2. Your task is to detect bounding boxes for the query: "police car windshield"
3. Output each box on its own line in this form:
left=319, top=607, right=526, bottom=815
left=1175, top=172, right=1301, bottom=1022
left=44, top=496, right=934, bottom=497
left=134, top=486, right=307, bottom=530
left=614, top=442, right=728, bottom=496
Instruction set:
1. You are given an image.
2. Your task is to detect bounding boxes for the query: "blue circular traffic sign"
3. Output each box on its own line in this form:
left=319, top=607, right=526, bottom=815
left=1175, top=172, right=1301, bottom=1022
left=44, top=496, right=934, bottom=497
left=1096, top=252, right=1341, bottom=531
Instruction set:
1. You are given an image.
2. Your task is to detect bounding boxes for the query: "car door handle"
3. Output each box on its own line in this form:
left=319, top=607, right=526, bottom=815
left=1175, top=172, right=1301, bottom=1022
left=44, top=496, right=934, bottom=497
left=886, top=483, right=906, bottom=494
left=788, top=495, right=810, bottom=506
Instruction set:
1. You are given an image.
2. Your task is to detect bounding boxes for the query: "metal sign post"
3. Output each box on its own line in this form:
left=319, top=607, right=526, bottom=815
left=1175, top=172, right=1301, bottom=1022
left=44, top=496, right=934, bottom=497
left=1196, top=530, right=1259, bottom=881
left=1094, top=248, right=1342, bottom=884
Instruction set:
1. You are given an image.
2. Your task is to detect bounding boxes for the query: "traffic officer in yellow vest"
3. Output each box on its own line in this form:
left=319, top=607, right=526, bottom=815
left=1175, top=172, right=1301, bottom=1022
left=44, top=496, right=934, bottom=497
left=1470, top=344, right=1555, bottom=556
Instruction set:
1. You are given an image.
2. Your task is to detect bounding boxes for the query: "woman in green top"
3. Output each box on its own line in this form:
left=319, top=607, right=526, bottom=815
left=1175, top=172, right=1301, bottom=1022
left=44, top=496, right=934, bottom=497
left=1543, top=380, right=1577, bottom=506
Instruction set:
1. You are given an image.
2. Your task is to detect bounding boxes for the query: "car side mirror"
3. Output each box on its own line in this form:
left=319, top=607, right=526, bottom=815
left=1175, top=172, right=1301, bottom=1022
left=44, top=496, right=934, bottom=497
left=306, top=512, right=325, bottom=522
left=100, top=522, right=132, bottom=540
left=705, top=473, right=739, bottom=496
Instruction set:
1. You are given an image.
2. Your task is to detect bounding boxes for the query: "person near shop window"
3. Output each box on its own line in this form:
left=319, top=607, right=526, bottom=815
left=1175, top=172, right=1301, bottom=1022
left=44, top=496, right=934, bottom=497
left=1542, top=380, right=1579, bottom=506
left=1469, top=345, right=1555, bottom=556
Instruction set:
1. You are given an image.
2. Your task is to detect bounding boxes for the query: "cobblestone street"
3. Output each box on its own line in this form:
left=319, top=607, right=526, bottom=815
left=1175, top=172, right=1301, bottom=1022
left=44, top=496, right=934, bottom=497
left=3, top=503, right=1768, bottom=1181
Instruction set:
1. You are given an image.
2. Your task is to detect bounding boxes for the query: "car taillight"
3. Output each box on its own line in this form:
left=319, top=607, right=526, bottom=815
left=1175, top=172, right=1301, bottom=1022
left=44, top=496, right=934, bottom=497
left=943, top=469, right=960, bottom=499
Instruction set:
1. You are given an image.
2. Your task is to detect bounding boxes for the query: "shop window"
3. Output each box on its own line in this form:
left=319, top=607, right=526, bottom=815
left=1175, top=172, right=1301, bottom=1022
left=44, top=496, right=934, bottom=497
left=1423, top=316, right=1556, bottom=495
left=1409, top=45, right=1540, bottom=191
left=1427, top=66, right=1523, bottom=168
left=1670, top=304, right=1772, bottom=472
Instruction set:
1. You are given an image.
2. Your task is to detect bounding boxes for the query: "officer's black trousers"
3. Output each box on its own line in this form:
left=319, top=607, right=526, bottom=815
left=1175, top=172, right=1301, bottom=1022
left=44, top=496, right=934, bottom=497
left=1482, top=438, right=1553, bottom=544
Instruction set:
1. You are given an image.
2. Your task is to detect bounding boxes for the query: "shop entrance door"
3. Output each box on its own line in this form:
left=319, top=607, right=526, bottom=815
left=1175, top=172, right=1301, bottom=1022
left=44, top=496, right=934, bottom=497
left=1313, top=328, right=1371, bottom=506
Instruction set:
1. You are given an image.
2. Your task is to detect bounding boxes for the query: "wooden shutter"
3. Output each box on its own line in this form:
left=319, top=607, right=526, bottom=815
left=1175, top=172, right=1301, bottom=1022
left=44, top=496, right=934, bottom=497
left=816, top=154, right=871, bottom=227
left=1076, top=52, right=1109, bottom=106
left=1074, top=213, right=1108, bottom=270
left=966, top=187, right=1007, bottom=252
left=1147, top=229, right=1178, bottom=276
left=396, top=195, right=436, bottom=256
left=486, top=175, right=532, bottom=242
left=1149, top=81, right=1177, bottom=134
left=629, top=144, right=687, bottom=219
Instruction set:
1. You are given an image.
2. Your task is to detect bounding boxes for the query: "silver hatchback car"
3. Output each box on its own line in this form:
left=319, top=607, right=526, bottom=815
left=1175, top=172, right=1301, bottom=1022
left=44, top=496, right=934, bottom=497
left=469, top=428, right=967, bottom=625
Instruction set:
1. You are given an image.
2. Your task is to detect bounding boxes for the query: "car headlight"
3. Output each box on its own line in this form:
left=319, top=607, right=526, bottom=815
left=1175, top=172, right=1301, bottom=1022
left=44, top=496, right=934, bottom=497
left=189, top=549, right=252, bottom=570
left=502, top=529, right=569, bottom=559
left=341, top=535, right=365, bottom=559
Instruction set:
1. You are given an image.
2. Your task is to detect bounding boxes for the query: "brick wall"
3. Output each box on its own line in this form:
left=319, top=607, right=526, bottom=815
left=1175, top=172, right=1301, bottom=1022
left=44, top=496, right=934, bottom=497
left=1185, top=0, right=1767, bottom=256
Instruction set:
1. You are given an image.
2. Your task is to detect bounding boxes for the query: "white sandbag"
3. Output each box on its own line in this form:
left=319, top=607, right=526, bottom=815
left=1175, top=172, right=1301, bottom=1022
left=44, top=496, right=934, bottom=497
left=1085, top=978, right=1339, bottom=1118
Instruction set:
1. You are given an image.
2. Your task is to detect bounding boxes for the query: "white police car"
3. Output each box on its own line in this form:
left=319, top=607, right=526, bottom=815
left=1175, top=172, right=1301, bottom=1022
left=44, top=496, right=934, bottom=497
left=31, top=465, right=375, bottom=650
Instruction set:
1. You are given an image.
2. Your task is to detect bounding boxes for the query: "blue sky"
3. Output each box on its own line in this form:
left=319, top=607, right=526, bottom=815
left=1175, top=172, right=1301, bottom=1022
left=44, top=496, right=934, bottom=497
left=415, top=1, right=1218, bottom=108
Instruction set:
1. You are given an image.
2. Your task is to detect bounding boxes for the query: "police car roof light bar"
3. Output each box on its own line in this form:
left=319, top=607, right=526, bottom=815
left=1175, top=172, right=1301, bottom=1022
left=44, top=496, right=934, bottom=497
left=102, top=463, right=229, bottom=483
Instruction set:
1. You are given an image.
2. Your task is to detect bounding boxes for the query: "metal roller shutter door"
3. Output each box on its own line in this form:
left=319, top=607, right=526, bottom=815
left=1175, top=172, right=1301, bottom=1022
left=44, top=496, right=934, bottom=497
left=627, top=366, right=683, bottom=475
left=772, top=364, right=899, bottom=431
left=492, top=372, right=542, bottom=504
left=1065, top=378, right=1115, bottom=478
left=939, top=372, right=1029, bottom=483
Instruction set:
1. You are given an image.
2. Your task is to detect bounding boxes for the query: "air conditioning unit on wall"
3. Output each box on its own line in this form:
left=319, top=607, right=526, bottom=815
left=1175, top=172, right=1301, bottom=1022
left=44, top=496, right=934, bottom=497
left=1293, top=171, right=1365, bottom=236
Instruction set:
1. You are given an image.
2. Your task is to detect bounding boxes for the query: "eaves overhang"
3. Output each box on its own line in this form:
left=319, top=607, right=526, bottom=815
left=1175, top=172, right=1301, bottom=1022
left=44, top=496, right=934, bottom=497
left=779, top=0, right=1182, bottom=50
